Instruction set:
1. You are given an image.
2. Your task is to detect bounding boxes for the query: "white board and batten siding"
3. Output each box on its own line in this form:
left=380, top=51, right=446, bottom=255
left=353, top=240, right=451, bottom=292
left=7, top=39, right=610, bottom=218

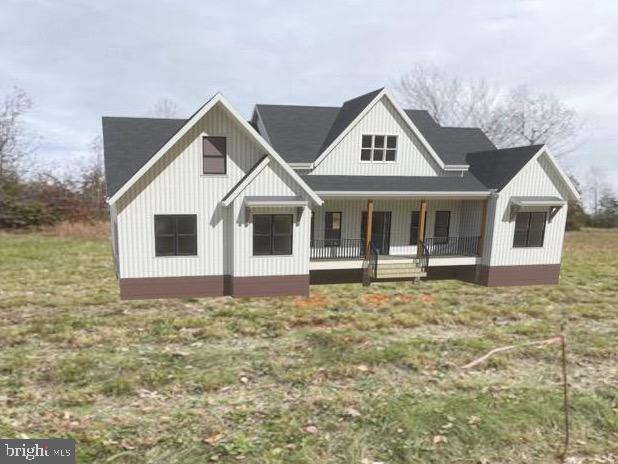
left=115, top=102, right=310, bottom=279
left=484, top=152, right=570, bottom=267
left=310, top=96, right=442, bottom=176
left=231, top=162, right=312, bottom=277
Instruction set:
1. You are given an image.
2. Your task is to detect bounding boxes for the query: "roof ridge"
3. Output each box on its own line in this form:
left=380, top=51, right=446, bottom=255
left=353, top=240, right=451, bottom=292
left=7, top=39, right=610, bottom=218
left=256, top=104, right=340, bottom=110
left=102, top=116, right=187, bottom=122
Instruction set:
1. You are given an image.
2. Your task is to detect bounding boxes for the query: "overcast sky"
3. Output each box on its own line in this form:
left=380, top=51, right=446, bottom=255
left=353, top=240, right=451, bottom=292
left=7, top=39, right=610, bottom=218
left=1, top=0, right=617, bottom=191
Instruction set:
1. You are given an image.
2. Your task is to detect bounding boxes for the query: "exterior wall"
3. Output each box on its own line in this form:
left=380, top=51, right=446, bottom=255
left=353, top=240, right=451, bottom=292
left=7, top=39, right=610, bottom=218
left=311, top=198, right=475, bottom=256
left=110, top=203, right=119, bottom=277
left=485, top=153, right=570, bottom=267
left=114, top=102, right=311, bottom=284
left=311, top=96, right=442, bottom=176
left=231, top=162, right=312, bottom=277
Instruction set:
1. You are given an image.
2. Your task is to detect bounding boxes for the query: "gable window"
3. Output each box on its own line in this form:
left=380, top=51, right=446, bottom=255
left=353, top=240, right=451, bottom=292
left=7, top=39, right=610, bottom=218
left=203, top=136, right=227, bottom=174
left=513, top=212, right=546, bottom=247
left=154, top=215, right=197, bottom=256
left=434, top=211, right=450, bottom=244
left=361, top=135, right=397, bottom=162
left=253, top=214, right=293, bottom=255
left=410, top=210, right=428, bottom=245
left=324, top=212, right=342, bottom=247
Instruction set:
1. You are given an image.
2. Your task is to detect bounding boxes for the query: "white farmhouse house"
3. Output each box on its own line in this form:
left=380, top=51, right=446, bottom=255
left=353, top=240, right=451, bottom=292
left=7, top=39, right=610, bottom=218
left=102, top=88, right=579, bottom=299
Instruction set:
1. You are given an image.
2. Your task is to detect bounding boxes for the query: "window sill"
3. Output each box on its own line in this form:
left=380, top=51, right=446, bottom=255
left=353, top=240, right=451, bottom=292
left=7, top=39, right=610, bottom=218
left=201, top=174, right=227, bottom=177
left=153, top=255, right=199, bottom=259
left=251, top=254, right=294, bottom=258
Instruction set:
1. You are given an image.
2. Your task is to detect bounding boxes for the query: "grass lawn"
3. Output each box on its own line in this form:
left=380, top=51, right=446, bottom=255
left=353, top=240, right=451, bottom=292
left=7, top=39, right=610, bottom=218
left=0, top=226, right=617, bottom=463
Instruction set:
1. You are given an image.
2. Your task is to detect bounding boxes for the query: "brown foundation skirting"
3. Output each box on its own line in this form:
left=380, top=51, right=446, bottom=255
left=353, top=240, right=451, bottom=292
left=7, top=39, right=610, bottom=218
left=120, top=274, right=309, bottom=299
left=478, top=264, right=561, bottom=286
left=119, top=275, right=227, bottom=300
left=231, top=275, right=310, bottom=297
left=309, top=269, right=364, bottom=285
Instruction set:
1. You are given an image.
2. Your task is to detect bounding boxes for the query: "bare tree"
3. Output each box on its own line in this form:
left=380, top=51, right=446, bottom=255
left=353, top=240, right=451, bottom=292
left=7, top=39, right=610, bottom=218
left=393, top=64, right=581, bottom=156
left=0, top=87, right=33, bottom=181
left=585, top=166, right=611, bottom=216
left=79, top=135, right=107, bottom=217
left=149, top=98, right=179, bottom=118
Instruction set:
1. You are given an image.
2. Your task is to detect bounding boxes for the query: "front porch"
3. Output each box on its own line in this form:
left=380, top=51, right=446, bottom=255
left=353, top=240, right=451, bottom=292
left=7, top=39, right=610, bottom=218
left=306, top=196, right=488, bottom=285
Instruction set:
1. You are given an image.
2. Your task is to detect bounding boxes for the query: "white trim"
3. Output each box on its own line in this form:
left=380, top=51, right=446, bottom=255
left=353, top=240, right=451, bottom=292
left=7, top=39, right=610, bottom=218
left=244, top=197, right=308, bottom=208
left=500, top=145, right=580, bottom=201
left=312, top=89, right=447, bottom=170
left=316, top=191, right=491, bottom=198
left=107, top=93, right=323, bottom=206
left=511, top=197, right=566, bottom=207
left=444, top=164, right=470, bottom=171
left=428, top=256, right=479, bottom=266
left=220, top=157, right=270, bottom=206
left=289, top=163, right=314, bottom=170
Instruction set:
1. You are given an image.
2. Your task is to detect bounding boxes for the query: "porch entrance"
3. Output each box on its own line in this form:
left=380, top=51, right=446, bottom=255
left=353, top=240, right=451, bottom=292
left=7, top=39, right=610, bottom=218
left=361, top=211, right=391, bottom=255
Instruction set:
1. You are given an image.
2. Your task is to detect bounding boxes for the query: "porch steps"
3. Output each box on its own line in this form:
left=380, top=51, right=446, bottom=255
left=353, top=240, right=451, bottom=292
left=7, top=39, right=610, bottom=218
left=374, top=260, right=426, bottom=280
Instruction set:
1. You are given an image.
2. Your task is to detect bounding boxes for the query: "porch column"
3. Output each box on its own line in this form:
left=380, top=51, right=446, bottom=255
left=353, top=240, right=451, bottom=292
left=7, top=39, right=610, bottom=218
left=478, top=199, right=488, bottom=257
left=416, top=199, right=427, bottom=258
left=364, top=199, right=374, bottom=258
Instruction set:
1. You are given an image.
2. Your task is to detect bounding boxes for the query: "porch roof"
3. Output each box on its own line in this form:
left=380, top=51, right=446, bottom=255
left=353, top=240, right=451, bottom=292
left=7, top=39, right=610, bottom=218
left=300, top=174, right=490, bottom=196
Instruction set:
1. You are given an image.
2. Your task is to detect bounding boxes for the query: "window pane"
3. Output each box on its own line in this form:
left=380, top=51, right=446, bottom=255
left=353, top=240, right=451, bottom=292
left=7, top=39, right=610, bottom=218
left=177, top=236, right=197, bottom=255
left=386, top=136, right=397, bottom=148
left=360, top=149, right=371, bottom=161
left=177, top=215, right=196, bottom=235
left=362, top=135, right=372, bottom=148
left=374, top=135, right=385, bottom=148
left=155, top=236, right=175, bottom=256
left=410, top=211, right=420, bottom=244
left=385, top=149, right=396, bottom=161
left=203, top=136, right=226, bottom=157
left=528, top=212, right=546, bottom=246
left=253, top=215, right=271, bottom=235
left=331, top=212, right=341, bottom=230
left=155, top=216, right=175, bottom=235
left=513, top=230, right=528, bottom=247
left=273, top=235, right=292, bottom=255
left=373, top=149, right=384, bottom=161
left=253, top=236, right=271, bottom=255
left=514, top=212, right=530, bottom=232
left=273, top=215, right=292, bottom=234
left=434, top=211, right=450, bottom=238
left=204, top=157, right=225, bottom=174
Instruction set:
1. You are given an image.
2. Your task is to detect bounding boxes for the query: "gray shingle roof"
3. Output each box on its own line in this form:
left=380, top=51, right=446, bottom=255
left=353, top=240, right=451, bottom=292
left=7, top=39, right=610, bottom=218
left=466, top=145, right=543, bottom=191
left=102, top=116, right=186, bottom=196
left=101, top=90, right=540, bottom=199
left=254, top=105, right=339, bottom=163
left=404, top=110, right=496, bottom=165
left=301, top=174, right=488, bottom=192
left=317, top=88, right=384, bottom=154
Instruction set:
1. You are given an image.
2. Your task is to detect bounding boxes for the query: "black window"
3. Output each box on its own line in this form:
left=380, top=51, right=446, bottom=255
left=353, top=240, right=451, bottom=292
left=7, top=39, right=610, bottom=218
left=361, top=134, right=397, bottom=162
left=203, top=136, right=226, bottom=174
left=154, top=215, right=197, bottom=256
left=253, top=214, right=293, bottom=255
left=513, top=212, right=546, bottom=247
left=410, top=210, right=428, bottom=244
left=434, top=211, right=450, bottom=244
left=324, top=212, right=342, bottom=247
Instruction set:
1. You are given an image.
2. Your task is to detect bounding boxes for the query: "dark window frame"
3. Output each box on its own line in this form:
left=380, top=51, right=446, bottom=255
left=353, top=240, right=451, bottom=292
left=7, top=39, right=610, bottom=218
left=360, top=134, right=397, bottom=163
left=409, top=210, right=428, bottom=245
left=513, top=211, right=547, bottom=248
left=202, top=136, right=227, bottom=175
left=324, top=211, right=342, bottom=247
left=154, top=214, right=198, bottom=257
left=252, top=214, right=294, bottom=256
left=433, top=211, right=451, bottom=244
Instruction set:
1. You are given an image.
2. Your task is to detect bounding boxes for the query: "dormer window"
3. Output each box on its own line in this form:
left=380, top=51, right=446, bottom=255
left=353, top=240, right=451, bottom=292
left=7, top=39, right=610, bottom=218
left=361, top=135, right=397, bottom=162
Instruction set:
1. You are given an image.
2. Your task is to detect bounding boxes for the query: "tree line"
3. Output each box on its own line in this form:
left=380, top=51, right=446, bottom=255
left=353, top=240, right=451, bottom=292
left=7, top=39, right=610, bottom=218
left=0, top=68, right=616, bottom=229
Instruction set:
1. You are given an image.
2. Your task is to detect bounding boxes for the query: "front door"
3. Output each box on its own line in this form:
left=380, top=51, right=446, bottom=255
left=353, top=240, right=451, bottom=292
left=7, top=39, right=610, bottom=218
left=361, top=211, right=392, bottom=255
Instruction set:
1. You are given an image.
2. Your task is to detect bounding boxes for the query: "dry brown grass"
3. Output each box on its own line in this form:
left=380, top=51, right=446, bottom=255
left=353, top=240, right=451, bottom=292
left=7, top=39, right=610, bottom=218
left=41, top=220, right=110, bottom=239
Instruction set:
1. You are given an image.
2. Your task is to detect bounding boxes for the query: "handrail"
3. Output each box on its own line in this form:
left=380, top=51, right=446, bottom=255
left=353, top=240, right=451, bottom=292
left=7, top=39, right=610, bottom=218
left=310, top=238, right=364, bottom=259
left=419, top=241, right=430, bottom=272
left=368, top=241, right=379, bottom=279
left=423, top=236, right=480, bottom=257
